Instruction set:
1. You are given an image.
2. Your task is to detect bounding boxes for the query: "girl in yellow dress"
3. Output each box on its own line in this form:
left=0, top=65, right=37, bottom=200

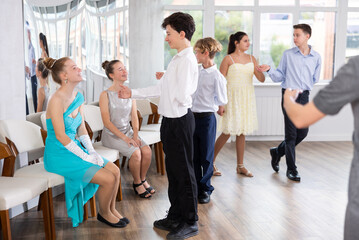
left=213, top=31, right=265, bottom=177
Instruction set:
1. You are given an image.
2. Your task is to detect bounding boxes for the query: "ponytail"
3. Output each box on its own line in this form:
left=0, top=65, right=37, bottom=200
left=227, top=31, right=248, bottom=54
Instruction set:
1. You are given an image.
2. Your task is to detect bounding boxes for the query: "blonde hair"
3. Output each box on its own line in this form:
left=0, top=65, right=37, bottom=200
left=194, top=37, right=222, bottom=59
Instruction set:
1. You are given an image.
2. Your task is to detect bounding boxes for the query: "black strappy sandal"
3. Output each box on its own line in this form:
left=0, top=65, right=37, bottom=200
left=133, top=182, right=151, bottom=198
left=141, top=179, right=156, bottom=194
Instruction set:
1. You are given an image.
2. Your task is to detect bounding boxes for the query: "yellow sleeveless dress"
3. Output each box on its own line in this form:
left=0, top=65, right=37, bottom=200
left=218, top=55, right=258, bottom=135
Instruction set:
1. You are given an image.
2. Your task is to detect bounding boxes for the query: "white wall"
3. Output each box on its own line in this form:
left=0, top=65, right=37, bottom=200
left=129, top=0, right=164, bottom=89
left=0, top=0, right=26, bottom=121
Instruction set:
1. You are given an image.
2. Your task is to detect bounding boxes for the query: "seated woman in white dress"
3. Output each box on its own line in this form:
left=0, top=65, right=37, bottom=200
left=99, top=60, right=155, bottom=199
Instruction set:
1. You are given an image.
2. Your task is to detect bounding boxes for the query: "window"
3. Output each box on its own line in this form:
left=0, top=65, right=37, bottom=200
left=214, top=11, right=253, bottom=66
left=260, top=13, right=293, bottom=70
left=347, top=12, right=359, bottom=59
left=300, top=12, right=335, bottom=80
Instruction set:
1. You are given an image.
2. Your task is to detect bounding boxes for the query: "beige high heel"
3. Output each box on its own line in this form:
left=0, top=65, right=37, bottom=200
left=213, top=164, right=222, bottom=176
left=237, top=164, right=253, bottom=177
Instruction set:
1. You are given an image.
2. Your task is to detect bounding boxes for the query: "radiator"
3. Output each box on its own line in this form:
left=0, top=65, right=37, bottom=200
left=251, top=88, right=284, bottom=136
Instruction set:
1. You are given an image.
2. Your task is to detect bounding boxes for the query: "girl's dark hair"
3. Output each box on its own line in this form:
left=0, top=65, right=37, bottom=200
left=162, top=12, right=196, bottom=41
left=43, top=57, right=70, bottom=84
left=39, top=33, right=49, bottom=56
left=102, top=60, right=120, bottom=80
left=37, top=58, right=49, bottom=79
left=227, top=31, right=248, bottom=54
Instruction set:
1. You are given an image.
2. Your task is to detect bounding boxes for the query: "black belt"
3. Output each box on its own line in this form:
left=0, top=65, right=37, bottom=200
left=193, top=112, right=214, bottom=118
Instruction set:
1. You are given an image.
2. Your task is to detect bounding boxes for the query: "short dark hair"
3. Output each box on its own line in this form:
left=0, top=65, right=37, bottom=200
left=162, top=12, right=196, bottom=41
left=293, top=24, right=312, bottom=38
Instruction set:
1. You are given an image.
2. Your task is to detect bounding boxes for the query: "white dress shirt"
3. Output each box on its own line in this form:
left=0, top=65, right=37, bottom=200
left=191, top=64, right=228, bottom=113
left=132, top=47, right=198, bottom=118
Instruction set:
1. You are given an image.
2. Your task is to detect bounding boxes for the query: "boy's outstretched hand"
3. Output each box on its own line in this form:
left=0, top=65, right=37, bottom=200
left=118, top=85, right=131, bottom=99
left=256, top=64, right=271, bottom=72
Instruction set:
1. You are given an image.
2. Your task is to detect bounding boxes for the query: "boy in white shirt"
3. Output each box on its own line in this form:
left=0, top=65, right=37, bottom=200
left=119, top=12, right=199, bottom=240
left=192, top=37, right=227, bottom=204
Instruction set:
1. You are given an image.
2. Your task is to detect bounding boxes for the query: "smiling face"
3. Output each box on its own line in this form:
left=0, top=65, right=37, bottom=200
left=109, top=61, right=128, bottom=83
left=63, top=59, right=82, bottom=84
left=293, top=28, right=310, bottom=47
left=235, top=35, right=250, bottom=52
left=165, top=25, right=183, bottom=50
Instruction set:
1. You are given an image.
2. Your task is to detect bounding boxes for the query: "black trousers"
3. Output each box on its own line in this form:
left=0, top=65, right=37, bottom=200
left=160, top=109, right=198, bottom=224
left=26, top=94, right=29, bottom=115
left=277, top=89, right=309, bottom=171
left=31, top=75, right=38, bottom=111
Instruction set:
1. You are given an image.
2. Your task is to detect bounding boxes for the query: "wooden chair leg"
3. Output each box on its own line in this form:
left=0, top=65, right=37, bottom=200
left=37, top=196, right=42, bottom=211
left=115, top=160, right=123, bottom=201
left=40, top=191, right=52, bottom=240
left=83, top=202, right=89, bottom=221
left=46, top=188, right=56, bottom=239
left=121, top=156, right=127, bottom=168
left=90, top=196, right=97, bottom=217
left=159, top=142, right=165, bottom=175
left=0, top=210, right=11, bottom=240
left=154, top=143, right=160, bottom=173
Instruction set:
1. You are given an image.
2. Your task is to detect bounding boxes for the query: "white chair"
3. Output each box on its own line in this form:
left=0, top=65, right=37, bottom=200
left=136, top=99, right=161, bottom=132
left=0, top=142, right=52, bottom=240
left=82, top=105, right=123, bottom=201
left=135, top=99, right=165, bottom=175
left=40, top=112, right=47, bottom=131
left=26, top=111, right=44, bottom=128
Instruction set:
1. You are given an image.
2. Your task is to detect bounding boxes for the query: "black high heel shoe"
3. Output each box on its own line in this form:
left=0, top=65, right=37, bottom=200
left=141, top=179, right=156, bottom=194
left=133, top=182, right=151, bottom=198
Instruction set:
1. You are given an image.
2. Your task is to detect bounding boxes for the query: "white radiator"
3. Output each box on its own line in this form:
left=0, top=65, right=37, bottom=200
left=251, top=95, right=284, bottom=136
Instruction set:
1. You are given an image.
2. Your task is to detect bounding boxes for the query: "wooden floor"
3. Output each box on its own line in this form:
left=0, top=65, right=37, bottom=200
left=7, top=141, right=353, bottom=240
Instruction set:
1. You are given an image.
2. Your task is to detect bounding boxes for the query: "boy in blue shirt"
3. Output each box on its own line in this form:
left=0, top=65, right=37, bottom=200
left=257, top=24, right=321, bottom=181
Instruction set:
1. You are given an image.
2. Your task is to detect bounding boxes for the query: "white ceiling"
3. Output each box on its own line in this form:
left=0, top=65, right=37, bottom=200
left=26, top=0, right=73, bottom=7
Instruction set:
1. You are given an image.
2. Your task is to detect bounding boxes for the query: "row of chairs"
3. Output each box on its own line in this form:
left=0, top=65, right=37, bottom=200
left=0, top=98, right=164, bottom=239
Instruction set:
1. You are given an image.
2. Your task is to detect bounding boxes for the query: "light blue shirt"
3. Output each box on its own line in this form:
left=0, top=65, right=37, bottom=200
left=191, top=64, right=228, bottom=113
left=28, top=42, right=36, bottom=77
left=268, top=46, right=321, bottom=90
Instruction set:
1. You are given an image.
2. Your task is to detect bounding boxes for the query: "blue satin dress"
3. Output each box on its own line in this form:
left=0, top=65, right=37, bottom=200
left=44, top=92, right=109, bottom=227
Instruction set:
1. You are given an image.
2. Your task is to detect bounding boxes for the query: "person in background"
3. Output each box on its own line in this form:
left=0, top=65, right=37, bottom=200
left=257, top=24, right=321, bottom=181
left=26, top=21, right=38, bottom=112
left=213, top=31, right=265, bottom=177
left=36, top=58, right=49, bottom=112
left=39, top=32, right=49, bottom=58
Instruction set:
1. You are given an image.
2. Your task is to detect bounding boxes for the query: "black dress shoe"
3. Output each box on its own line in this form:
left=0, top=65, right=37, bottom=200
left=286, top=170, right=301, bottom=181
left=198, top=191, right=210, bottom=204
left=97, top=213, right=127, bottom=228
left=270, top=147, right=280, bottom=172
left=154, top=217, right=180, bottom=231
left=166, top=222, right=199, bottom=240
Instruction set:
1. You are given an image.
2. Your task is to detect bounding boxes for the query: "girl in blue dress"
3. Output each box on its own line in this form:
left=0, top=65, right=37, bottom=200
left=43, top=57, right=128, bottom=228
